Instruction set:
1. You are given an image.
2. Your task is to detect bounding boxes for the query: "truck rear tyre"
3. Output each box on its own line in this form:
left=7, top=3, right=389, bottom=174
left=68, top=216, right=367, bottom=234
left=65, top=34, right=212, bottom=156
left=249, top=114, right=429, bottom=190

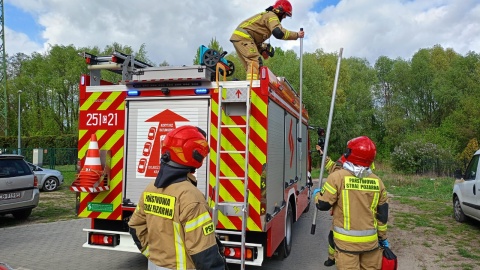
left=275, top=202, right=293, bottom=259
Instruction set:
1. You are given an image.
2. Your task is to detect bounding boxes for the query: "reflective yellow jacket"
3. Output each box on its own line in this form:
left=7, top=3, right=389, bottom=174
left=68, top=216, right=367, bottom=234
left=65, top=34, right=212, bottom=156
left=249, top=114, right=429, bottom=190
left=318, top=169, right=388, bottom=252
left=128, top=178, right=224, bottom=269
left=230, top=11, right=299, bottom=49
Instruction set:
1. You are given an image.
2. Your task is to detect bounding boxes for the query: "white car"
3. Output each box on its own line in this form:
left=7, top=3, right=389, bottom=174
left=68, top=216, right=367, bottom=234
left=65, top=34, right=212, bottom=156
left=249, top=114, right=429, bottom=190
left=26, top=162, right=64, bottom=192
left=453, top=149, right=480, bottom=222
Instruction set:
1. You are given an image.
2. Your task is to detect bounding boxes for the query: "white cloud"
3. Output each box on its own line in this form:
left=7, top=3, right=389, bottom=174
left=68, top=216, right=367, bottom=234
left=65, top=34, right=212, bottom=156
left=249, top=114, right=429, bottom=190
left=5, top=27, right=43, bottom=56
left=6, top=0, right=480, bottom=66
left=307, top=0, right=480, bottom=64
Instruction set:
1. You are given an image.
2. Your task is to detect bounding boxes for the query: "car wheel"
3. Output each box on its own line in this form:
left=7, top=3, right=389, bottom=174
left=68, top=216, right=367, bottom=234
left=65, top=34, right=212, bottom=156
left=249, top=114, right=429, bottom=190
left=275, top=202, right=293, bottom=259
left=453, top=196, right=466, bottom=223
left=12, top=208, right=32, bottom=220
left=43, top=177, right=59, bottom=192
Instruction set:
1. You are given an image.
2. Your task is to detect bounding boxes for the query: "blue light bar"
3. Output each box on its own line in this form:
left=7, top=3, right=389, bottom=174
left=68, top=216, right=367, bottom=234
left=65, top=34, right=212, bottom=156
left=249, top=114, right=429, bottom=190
left=127, top=90, right=140, bottom=96
left=195, top=88, right=209, bottom=95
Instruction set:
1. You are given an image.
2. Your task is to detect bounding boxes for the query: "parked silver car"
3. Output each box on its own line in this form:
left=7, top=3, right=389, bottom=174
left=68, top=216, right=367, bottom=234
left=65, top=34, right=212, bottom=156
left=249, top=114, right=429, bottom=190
left=453, top=149, right=480, bottom=222
left=0, top=154, right=40, bottom=220
left=26, top=162, right=64, bottom=192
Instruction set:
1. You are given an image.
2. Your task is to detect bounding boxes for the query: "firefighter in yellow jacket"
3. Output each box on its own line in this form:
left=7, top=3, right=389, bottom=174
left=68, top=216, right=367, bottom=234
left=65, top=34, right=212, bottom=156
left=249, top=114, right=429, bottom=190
left=128, top=125, right=226, bottom=270
left=230, top=0, right=305, bottom=80
left=315, top=144, right=346, bottom=267
left=314, top=136, right=389, bottom=269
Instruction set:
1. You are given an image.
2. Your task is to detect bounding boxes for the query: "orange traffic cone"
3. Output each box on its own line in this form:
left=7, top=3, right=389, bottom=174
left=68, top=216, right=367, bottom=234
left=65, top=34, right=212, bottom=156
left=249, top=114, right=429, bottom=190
left=83, top=134, right=103, bottom=172
left=71, top=134, right=104, bottom=190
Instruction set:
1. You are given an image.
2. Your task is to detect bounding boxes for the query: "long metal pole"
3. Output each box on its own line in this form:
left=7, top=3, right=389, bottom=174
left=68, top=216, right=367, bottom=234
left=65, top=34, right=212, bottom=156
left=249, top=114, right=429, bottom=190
left=298, top=28, right=304, bottom=179
left=311, top=48, right=343, bottom=235
left=17, top=90, right=22, bottom=155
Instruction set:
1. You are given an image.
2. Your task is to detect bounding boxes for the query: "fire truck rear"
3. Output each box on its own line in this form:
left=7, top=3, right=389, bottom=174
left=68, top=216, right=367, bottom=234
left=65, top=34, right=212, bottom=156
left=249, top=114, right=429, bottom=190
left=71, top=50, right=313, bottom=267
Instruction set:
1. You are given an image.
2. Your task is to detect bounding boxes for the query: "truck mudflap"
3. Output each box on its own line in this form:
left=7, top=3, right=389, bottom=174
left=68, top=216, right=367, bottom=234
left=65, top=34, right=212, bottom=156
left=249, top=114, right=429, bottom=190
left=221, top=240, right=264, bottom=266
left=82, top=228, right=140, bottom=253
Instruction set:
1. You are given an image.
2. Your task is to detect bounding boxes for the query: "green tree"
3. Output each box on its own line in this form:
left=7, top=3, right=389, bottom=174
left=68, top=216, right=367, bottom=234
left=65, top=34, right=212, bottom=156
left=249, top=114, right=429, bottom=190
left=459, top=138, right=479, bottom=168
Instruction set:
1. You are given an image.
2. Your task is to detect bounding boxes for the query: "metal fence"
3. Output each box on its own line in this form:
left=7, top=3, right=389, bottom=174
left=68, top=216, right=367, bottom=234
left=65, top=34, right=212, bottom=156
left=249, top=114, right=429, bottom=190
left=416, top=160, right=457, bottom=177
left=0, top=147, right=78, bottom=172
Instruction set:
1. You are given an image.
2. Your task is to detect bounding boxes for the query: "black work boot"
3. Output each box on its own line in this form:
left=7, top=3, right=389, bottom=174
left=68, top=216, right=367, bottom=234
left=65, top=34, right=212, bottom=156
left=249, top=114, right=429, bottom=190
left=324, top=258, right=335, bottom=267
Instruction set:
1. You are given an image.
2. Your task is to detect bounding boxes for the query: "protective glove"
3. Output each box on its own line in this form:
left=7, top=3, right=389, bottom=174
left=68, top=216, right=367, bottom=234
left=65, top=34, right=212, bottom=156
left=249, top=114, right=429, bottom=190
left=261, top=43, right=275, bottom=58
left=378, top=239, right=390, bottom=248
left=265, top=43, right=275, bottom=57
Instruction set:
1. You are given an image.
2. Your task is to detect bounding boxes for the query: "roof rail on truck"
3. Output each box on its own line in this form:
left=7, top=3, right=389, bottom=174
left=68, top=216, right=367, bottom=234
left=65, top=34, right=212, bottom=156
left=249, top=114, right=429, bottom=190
left=80, top=50, right=153, bottom=85
left=81, top=51, right=214, bottom=86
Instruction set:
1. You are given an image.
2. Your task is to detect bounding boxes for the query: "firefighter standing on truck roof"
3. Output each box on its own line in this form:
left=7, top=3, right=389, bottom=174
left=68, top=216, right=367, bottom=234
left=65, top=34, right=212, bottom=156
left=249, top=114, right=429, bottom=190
left=230, top=0, right=305, bottom=80
left=128, top=125, right=226, bottom=270
left=313, top=136, right=389, bottom=270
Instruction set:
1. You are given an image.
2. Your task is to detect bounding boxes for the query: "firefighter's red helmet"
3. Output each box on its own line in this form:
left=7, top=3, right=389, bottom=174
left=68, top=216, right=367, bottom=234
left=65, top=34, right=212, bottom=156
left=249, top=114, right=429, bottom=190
left=273, top=0, right=293, bottom=17
left=344, top=136, right=376, bottom=167
left=161, top=125, right=209, bottom=169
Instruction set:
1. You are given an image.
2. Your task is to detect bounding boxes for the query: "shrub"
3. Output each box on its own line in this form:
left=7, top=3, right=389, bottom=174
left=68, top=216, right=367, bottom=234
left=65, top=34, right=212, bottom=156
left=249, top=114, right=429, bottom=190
left=391, top=140, right=455, bottom=175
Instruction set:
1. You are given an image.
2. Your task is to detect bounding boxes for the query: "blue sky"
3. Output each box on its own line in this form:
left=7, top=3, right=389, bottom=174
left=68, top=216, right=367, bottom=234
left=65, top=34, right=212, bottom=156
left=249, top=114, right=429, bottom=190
left=5, top=2, right=43, bottom=42
left=3, top=0, right=480, bottom=66
left=312, top=0, right=340, bottom=12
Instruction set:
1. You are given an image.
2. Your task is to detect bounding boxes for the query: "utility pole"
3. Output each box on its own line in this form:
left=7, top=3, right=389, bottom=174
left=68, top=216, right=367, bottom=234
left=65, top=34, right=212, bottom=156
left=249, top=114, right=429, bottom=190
left=0, top=0, right=7, bottom=136
left=17, top=90, right=22, bottom=155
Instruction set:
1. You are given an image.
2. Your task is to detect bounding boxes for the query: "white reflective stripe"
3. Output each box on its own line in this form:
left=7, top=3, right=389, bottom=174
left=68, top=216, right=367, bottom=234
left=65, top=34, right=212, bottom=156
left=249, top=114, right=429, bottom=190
left=334, top=226, right=377, bottom=236
left=174, top=222, right=186, bottom=270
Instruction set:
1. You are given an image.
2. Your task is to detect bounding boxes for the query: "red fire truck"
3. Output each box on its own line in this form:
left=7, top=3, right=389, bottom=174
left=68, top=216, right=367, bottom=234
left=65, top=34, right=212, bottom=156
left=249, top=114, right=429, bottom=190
left=71, top=50, right=313, bottom=267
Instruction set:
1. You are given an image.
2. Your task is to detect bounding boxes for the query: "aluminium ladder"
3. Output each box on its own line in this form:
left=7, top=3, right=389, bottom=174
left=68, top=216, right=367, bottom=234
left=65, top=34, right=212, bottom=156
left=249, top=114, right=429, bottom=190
left=212, top=64, right=252, bottom=270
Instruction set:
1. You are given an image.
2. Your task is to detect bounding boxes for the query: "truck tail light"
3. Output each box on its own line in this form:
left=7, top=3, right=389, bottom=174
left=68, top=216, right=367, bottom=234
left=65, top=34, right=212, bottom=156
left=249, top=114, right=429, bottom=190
left=223, top=246, right=256, bottom=261
left=88, top=232, right=119, bottom=247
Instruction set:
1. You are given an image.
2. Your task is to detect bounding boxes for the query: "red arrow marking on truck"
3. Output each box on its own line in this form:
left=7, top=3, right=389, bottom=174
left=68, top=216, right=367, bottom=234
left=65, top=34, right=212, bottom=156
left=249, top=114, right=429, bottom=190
left=142, top=109, right=189, bottom=177
left=236, top=89, right=242, bottom=98
left=288, top=119, right=294, bottom=168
